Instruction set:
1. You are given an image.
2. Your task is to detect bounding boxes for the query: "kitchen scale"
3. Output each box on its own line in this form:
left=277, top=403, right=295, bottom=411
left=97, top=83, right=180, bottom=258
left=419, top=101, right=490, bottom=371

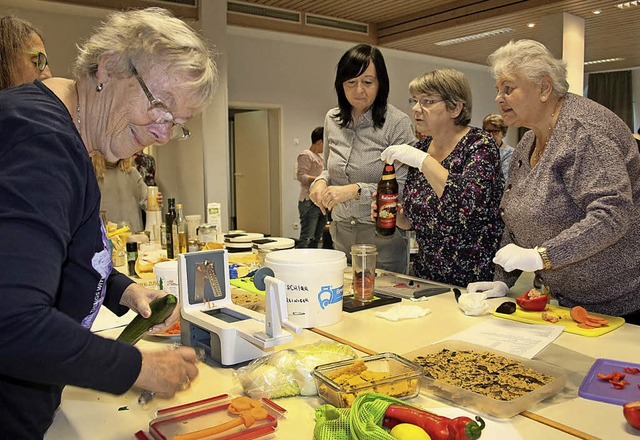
left=178, top=250, right=302, bottom=365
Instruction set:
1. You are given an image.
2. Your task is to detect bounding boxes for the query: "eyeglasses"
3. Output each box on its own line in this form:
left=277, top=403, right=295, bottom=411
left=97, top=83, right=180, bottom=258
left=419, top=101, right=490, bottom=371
left=130, top=63, right=190, bottom=141
left=408, top=97, right=444, bottom=108
left=485, top=129, right=503, bottom=135
left=26, top=50, right=48, bottom=72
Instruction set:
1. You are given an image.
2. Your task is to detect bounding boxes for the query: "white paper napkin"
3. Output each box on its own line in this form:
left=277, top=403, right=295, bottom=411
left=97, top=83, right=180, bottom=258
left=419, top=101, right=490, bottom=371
left=375, top=304, right=431, bottom=322
left=458, top=292, right=490, bottom=316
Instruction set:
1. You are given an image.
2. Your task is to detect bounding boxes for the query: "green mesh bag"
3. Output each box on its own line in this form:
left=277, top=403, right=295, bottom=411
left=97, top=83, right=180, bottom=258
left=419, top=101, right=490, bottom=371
left=314, top=392, right=415, bottom=440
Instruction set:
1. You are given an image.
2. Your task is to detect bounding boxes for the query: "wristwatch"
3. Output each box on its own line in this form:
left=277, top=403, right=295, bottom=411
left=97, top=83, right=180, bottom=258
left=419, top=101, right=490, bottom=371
left=355, top=183, right=362, bottom=200
left=535, top=246, right=552, bottom=270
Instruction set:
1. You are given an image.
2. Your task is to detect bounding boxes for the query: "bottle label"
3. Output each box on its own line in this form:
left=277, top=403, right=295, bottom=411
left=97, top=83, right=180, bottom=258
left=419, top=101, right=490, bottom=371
left=377, top=193, right=398, bottom=228
left=380, top=173, right=396, bottom=180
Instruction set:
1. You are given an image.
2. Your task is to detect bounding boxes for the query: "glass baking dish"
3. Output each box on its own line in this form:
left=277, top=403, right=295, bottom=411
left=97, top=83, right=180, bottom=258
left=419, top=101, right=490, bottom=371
left=403, top=340, right=567, bottom=419
left=312, top=352, right=422, bottom=408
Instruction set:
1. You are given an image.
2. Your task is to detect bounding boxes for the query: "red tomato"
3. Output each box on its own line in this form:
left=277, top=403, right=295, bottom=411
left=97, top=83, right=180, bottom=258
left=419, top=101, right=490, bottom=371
left=623, top=401, right=640, bottom=430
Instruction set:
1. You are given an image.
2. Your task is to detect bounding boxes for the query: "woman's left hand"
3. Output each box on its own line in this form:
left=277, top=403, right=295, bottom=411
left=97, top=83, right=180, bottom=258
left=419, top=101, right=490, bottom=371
left=493, top=243, right=543, bottom=272
left=321, top=184, right=358, bottom=210
left=119, top=283, right=180, bottom=332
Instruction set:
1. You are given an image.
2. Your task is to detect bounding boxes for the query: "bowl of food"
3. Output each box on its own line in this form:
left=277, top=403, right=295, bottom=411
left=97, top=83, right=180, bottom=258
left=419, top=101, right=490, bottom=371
left=312, top=352, right=422, bottom=408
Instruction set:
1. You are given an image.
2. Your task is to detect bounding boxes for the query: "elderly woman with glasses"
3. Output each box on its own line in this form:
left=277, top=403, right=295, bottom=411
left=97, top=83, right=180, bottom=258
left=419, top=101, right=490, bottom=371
left=310, top=44, right=416, bottom=273
left=466, top=39, right=640, bottom=322
left=0, top=8, right=216, bottom=438
left=378, top=68, right=504, bottom=286
left=0, top=15, right=52, bottom=89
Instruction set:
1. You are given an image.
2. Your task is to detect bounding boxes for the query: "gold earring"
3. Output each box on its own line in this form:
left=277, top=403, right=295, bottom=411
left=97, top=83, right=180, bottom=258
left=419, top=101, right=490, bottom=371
left=541, top=96, right=547, bottom=102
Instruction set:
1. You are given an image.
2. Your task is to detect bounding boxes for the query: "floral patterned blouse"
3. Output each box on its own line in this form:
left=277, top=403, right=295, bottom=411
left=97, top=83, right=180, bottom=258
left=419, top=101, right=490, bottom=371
left=403, top=127, right=504, bottom=286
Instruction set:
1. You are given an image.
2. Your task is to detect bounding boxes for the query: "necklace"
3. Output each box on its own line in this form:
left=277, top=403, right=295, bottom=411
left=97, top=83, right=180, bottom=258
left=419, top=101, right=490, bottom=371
left=532, top=98, right=563, bottom=163
left=74, top=81, right=81, bottom=130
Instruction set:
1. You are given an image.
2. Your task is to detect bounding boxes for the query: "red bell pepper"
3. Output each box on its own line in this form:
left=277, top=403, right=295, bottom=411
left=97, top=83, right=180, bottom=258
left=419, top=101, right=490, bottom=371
left=383, top=404, right=485, bottom=440
left=515, top=288, right=549, bottom=311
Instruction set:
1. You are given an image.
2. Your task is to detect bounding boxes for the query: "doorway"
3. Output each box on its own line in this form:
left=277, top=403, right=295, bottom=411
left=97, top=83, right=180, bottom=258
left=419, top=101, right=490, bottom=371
left=228, top=106, right=282, bottom=236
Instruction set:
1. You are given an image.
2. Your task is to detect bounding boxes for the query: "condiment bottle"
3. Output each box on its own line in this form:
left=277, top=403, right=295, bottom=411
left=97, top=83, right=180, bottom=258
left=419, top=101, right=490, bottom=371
left=376, top=162, right=398, bottom=236
left=126, top=239, right=138, bottom=277
left=175, top=203, right=187, bottom=254
left=165, top=198, right=177, bottom=259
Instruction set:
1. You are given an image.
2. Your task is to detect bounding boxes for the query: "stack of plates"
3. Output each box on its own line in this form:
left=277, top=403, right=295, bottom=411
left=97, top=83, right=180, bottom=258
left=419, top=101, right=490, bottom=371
left=224, top=232, right=264, bottom=252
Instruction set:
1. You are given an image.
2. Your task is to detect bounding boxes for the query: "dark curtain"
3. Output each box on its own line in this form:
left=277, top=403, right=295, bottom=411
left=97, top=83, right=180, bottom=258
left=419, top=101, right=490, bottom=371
left=587, top=71, right=634, bottom=130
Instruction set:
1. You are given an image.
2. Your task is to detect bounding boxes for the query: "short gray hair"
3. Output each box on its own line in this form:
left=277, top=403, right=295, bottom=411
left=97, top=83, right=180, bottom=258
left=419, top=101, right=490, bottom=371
left=487, top=39, right=569, bottom=97
left=73, top=7, right=217, bottom=111
left=409, top=68, right=472, bottom=126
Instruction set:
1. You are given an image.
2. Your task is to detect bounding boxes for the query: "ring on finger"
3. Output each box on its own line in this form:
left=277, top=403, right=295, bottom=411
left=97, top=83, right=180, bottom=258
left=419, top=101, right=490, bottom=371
left=179, top=377, right=191, bottom=391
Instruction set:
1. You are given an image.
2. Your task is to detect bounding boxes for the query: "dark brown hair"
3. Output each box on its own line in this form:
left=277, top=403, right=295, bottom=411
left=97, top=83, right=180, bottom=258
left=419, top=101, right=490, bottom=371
left=333, top=44, right=389, bottom=129
left=0, top=15, right=44, bottom=90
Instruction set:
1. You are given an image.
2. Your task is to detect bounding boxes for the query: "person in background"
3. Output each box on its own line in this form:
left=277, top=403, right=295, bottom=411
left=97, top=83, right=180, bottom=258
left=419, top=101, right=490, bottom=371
left=467, top=39, right=640, bottom=322
left=93, top=152, right=149, bottom=232
left=483, top=113, right=514, bottom=179
left=0, top=8, right=217, bottom=438
left=0, top=14, right=52, bottom=89
left=297, top=126, right=327, bottom=248
left=310, top=43, right=416, bottom=273
left=379, top=68, right=504, bottom=286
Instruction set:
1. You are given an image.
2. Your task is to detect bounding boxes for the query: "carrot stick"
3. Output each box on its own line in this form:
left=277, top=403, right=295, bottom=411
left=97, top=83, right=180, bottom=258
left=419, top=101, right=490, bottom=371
left=173, top=418, right=244, bottom=440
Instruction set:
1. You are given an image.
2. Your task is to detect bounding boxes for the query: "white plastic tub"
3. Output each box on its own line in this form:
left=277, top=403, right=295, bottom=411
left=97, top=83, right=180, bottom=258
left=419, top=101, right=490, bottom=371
left=265, top=249, right=347, bottom=328
left=153, top=260, right=179, bottom=296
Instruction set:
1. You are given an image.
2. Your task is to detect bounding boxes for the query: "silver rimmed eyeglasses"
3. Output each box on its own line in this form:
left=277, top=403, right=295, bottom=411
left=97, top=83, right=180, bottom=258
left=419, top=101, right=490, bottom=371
left=408, top=97, right=444, bottom=108
left=130, top=63, right=190, bottom=141
left=26, top=50, right=48, bottom=72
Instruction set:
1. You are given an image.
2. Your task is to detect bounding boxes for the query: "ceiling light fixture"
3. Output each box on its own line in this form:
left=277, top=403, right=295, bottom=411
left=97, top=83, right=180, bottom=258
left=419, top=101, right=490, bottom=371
left=616, top=1, right=639, bottom=9
left=434, top=27, right=514, bottom=46
left=593, top=10, right=601, bottom=14
left=584, top=57, right=625, bottom=65
left=527, top=23, right=536, bottom=28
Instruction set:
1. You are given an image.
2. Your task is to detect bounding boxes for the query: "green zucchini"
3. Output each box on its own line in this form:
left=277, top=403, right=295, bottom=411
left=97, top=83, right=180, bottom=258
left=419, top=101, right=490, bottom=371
left=116, top=295, right=178, bottom=345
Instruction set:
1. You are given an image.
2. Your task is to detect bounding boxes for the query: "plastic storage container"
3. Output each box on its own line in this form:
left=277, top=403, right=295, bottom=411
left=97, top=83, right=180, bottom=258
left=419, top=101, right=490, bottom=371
left=142, top=394, right=285, bottom=440
left=403, top=340, right=567, bottom=419
left=312, top=352, right=422, bottom=408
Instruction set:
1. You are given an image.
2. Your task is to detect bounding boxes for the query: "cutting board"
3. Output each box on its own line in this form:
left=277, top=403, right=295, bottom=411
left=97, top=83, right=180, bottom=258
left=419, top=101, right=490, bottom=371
left=492, top=304, right=624, bottom=337
left=579, top=358, right=640, bottom=405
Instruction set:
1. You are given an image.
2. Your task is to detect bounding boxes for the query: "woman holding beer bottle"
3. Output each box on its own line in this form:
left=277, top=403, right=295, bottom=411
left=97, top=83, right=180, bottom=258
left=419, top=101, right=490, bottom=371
left=310, top=43, right=416, bottom=274
left=379, top=68, right=504, bottom=286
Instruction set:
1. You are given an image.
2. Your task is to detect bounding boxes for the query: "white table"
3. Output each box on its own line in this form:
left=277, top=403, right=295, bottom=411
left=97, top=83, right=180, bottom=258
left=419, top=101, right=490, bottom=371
left=44, top=272, right=638, bottom=439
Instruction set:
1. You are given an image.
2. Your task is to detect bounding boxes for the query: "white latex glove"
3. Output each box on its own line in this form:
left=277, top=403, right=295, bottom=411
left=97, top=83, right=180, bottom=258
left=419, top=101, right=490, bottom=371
left=466, top=281, right=509, bottom=298
left=381, top=144, right=429, bottom=169
left=493, top=243, right=544, bottom=272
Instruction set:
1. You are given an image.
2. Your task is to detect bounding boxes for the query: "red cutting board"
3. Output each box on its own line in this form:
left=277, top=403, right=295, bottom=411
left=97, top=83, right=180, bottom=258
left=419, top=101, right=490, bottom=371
left=492, top=304, right=624, bottom=337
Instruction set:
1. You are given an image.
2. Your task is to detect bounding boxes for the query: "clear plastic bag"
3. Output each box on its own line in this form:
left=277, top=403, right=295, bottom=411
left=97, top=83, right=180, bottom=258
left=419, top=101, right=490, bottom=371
left=233, top=342, right=357, bottom=399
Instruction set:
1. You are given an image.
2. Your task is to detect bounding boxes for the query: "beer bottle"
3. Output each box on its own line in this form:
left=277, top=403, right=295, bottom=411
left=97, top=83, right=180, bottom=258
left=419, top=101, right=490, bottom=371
left=376, top=162, right=398, bottom=236
left=165, top=198, right=177, bottom=259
